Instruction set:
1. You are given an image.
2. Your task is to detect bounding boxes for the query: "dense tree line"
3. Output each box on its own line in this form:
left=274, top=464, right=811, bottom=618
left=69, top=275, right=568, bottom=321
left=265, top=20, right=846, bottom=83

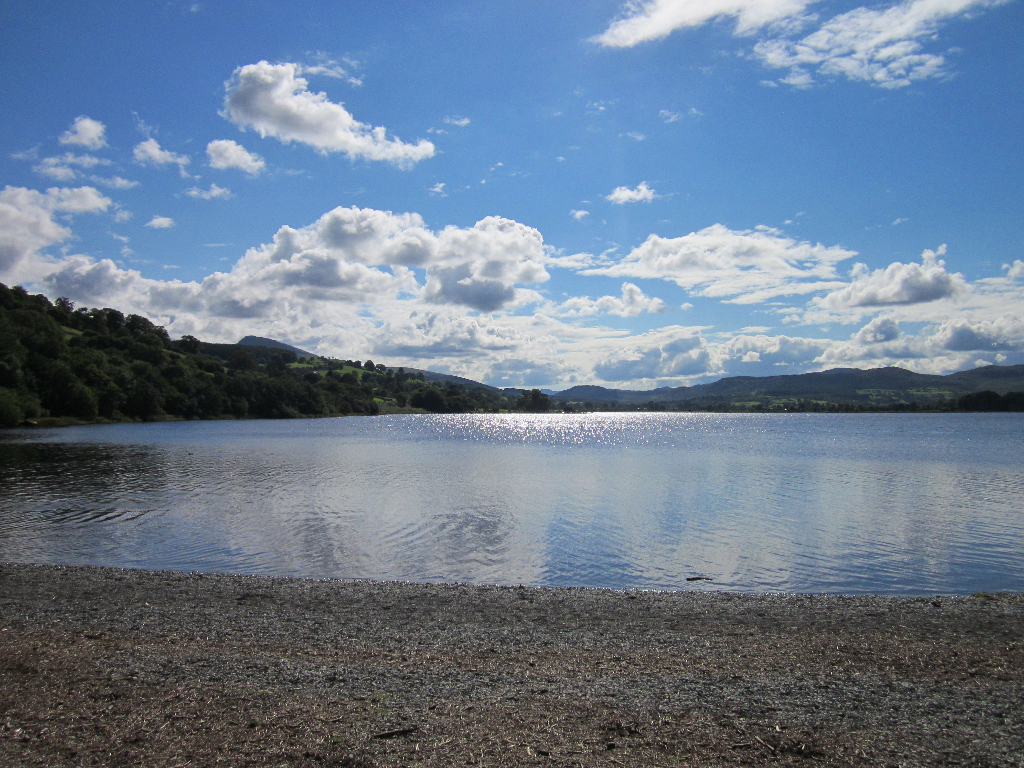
left=0, top=283, right=529, bottom=428
left=954, top=390, right=1024, bottom=412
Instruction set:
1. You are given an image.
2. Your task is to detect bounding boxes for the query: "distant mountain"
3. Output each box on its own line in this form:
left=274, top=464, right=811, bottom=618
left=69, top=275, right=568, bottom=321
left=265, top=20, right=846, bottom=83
left=554, top=365, right=1024, bottom=407
left=222, top=338, right=1024, bottom=408
left=399, top=367, right=503, bottom=393
left=237, top=336, right=316, bottom=358
left=552, top=384, right=676, bottom=403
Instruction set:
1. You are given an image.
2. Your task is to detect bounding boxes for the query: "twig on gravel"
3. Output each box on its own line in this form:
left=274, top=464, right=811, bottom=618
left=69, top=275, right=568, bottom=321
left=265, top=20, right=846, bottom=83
left=371, top=726, right=419, bottom=739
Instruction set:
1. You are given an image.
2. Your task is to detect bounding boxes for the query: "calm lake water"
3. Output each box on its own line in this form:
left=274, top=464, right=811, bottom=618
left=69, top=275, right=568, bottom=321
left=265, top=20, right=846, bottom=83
left=1, top=413, right=1022, bottom=595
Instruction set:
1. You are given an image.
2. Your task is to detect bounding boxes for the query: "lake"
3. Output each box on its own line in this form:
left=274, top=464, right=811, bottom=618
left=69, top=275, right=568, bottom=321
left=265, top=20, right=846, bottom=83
left=1, top=412, right=1022, bottom=595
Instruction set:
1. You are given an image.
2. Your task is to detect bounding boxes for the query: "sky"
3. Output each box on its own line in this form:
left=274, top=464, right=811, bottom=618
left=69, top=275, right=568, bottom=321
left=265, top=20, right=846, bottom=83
left=1, top=0, right=1022, bottom=390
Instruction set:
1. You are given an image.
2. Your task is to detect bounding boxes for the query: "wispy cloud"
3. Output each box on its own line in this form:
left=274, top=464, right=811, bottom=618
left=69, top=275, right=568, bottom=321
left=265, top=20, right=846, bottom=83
left=593, top=0, right=815, bottom=46
left=753, top=0, right=1000, bottom=89
left=32, top=152, right=111, bottom=181
left=299, top=53, right=363, bottom=86
left=186, top=184, right=232, bottom=200
left=133, top=138, right=191, bottom=177
left=91, top=175, right=139, bottom=189
left=596, top=0, right=1004, bottom=88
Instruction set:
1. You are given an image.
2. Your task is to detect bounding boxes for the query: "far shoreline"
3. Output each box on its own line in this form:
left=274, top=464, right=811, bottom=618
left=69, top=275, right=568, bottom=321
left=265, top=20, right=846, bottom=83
left=4, top=406, right=1018, bottom=432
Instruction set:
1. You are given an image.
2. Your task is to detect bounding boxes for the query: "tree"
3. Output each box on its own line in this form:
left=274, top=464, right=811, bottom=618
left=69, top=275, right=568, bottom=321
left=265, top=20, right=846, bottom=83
left=266, top=353, right=290, bottom=378
left=516, top=389, right=550, bottom=413
left=411, top=387, right=447, bottom=412
left=178, top=334, right=201, bottom=354
left=0, top=388, right=23, bottom=427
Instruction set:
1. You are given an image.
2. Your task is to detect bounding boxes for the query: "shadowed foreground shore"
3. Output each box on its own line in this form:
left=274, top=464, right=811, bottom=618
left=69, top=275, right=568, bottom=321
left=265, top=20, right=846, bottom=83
left=1, top=564, right=1022, bottom=767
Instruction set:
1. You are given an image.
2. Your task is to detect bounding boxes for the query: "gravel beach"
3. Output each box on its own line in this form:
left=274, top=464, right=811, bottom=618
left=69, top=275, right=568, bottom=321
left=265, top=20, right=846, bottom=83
left=1, top=563, right=1021, bottom=767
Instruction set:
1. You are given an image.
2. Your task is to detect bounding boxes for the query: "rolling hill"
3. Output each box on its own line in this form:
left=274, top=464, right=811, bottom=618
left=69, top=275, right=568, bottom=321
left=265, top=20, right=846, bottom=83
left=553, top=365, right=1024, bottom=407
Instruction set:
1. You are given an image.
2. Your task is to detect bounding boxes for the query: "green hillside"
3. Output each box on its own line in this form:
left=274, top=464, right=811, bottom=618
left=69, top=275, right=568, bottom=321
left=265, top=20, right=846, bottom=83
left=0, top=283, right=519, bottom=427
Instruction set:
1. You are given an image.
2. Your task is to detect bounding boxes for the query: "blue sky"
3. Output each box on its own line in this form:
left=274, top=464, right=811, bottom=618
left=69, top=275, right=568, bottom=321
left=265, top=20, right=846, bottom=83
left=2, top=0, right=1022, bottom=389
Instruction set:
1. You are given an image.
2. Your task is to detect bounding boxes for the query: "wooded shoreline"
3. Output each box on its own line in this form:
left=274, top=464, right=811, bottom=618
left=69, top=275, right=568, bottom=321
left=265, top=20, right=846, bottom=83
left=2, top=563, right=1022, bottom=766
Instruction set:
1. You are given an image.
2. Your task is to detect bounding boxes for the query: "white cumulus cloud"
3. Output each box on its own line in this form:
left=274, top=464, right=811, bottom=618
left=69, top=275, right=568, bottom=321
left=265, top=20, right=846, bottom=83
left=206, top=139, right=266, bottom=175
left=120, top=206, right=548, bottom=316
left=33, top=205, right=564, bottom=366
left=145, top=215, right=176, bottom=229
left=854, top=316, right=902, bottom=343
left=595, top=328, right=719, bottom=382
left=59, top=117, right=108, bottom=150
left=931, top=316, right=1024, bottom=353
left=370, top=310, right=529, bottom=362
left=816, top=315, right=1024, bottom=372
left=718, top=332, right=833, bottom=376
left=0, top=185, right=111, bottom=276
left=559, top=282, right=667, bottom=317
left=1003, top=260, right=1024, bottom=279
left=812, top=245, right=966, bottom=311
left=606, top=182, right=657, bottom=204
left=222, top=61, right=435, bottom=168
left=423, top=217, right=551, bottom=312
left=13, top=189, right=1024, bottom=389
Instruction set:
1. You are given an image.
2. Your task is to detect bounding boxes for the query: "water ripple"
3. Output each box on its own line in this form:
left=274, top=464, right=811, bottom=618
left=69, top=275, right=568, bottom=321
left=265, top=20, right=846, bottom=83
left=1, top=413, right=1023, bottom=594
